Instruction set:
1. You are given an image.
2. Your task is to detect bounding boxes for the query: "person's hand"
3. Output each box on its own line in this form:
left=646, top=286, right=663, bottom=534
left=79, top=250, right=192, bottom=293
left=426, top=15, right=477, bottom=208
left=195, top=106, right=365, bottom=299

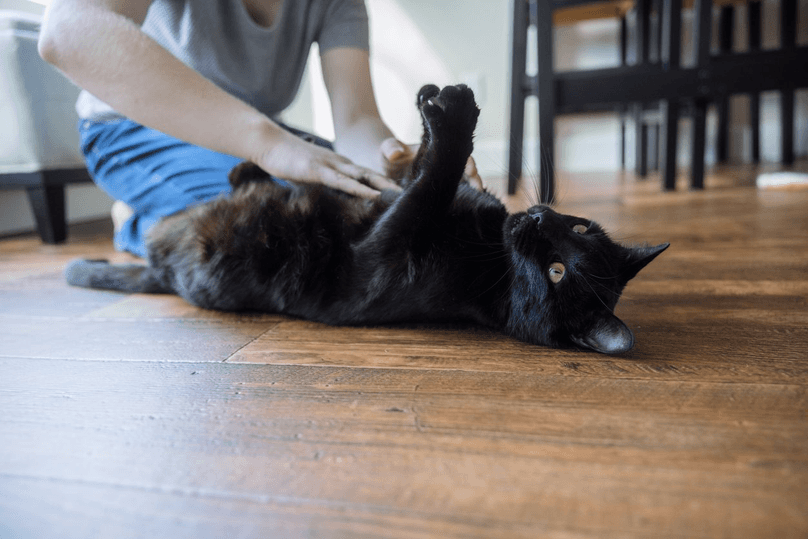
left=380, top=137, right=484, bottom=190
left=380, top=138, right=415, bottom=181
left=258, top=132, right=401, bottom=199
left=462, top=155, right=484, bottom=190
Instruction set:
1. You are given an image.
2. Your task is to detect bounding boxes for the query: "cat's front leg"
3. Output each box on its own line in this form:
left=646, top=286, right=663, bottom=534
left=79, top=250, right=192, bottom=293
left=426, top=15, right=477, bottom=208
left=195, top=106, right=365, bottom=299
left=368, top=84, right=480, bottom=244
left=410, top=84, right=479, bottom=205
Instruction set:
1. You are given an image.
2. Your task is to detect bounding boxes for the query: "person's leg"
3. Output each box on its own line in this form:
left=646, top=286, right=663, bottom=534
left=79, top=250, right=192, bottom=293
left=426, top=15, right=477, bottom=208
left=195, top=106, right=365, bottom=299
left=79, top=119, right=333, bottom=258
left=79, top=119, right=243, bottom=257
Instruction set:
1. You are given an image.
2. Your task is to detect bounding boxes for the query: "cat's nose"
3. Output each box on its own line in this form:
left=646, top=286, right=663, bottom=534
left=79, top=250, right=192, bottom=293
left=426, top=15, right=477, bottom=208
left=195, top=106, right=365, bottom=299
left=527, top=207, right=545, bottom=223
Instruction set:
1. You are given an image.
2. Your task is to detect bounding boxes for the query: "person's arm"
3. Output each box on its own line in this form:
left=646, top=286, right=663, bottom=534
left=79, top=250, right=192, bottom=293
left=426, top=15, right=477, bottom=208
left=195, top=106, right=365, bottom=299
left=38, top=0, right=396, bottom=198
left=320, top=47, right=401, bottom=174
left=321, top=47, right=483, bottom=189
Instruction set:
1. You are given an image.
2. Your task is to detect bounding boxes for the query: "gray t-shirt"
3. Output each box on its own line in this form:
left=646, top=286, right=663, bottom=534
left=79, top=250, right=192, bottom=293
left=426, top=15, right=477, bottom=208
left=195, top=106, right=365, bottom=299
left=76, top=0, right=369, bottom=121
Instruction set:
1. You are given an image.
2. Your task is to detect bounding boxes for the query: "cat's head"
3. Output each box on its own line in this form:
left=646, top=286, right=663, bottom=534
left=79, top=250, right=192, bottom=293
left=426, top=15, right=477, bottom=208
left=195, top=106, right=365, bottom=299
left=503, top=205, right=668, bottom=354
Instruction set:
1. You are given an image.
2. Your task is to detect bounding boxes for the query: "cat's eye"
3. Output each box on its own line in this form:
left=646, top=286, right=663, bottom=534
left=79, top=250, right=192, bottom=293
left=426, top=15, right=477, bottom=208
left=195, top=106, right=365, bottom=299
left=548, top=262, right=566, bottom=284
left=573, top=224, right=588, bottom=234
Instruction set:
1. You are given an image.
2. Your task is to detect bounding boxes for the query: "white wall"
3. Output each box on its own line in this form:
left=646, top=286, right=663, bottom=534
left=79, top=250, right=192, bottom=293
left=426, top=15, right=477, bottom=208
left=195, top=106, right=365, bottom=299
left=0, top=0, right=42, bottom=14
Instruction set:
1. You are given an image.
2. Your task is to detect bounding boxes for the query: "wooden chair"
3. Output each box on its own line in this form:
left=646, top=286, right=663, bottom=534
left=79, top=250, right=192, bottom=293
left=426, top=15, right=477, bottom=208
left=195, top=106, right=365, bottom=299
left=686, top=0, right=798, bottom=167
left=508, top=0, right=808, bottom=198
left=0, top=11, right=93, bottom=243
left=631, top=0, right=793, bottom=178
left=508, top=0, right=634, bottom=201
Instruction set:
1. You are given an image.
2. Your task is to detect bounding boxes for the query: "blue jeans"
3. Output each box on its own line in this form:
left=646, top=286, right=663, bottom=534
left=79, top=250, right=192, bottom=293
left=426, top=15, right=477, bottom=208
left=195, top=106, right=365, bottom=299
left=79, top=118, right=332, bottom=257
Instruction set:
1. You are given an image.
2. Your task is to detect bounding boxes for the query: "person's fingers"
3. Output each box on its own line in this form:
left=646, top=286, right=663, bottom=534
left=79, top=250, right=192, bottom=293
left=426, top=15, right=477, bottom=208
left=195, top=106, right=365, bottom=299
left=380, top=138, right=415, bottom=181
left=365, top=171, right=402, bottom=192
left=464, top=157, right=484, bottom=191
left=337, top=162, right=401, bottom=192
left=319, top=167, right=382, bottom=199
left=380, top=137, right=409, bottom=161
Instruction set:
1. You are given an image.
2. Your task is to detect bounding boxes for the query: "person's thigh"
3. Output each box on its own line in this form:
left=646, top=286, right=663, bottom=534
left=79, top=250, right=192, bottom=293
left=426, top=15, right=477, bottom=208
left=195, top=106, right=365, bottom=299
left=80, top=119, right=247, bottom=209
left=79, top=119, right=247, bottom=256
left=79, top=119, right=335, bottom=257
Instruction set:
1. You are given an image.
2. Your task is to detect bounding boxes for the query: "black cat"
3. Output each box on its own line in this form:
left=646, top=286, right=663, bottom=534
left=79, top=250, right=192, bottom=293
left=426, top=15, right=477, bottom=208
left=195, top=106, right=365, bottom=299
left=66, top=84, right=668, bottom=354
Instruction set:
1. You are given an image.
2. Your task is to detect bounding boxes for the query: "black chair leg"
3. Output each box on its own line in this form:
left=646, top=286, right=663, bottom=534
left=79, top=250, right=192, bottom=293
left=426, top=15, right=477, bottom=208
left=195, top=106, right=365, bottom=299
left=634, top=0, right=651, bottom=180
left=715, top=5, right=734, bottom=164
left=661, top=100, right=680, bottom=191
left=782, top=90, right=795, bottom=165
left=507, top=0, right=529, bottom=195
left=620, top=109, right=627, bottom=170
left=690, top=0, right=712, bottom=190
left=750, top=93, right=761, bottom=163
left=535, top=0, right=555, bottom=204
left=619, top=16, right=628, bottom=171
left=507, top=0, right=555, bottom=203
left=691, top=100, right=708, bottom=190
left=26, top=183, right=67, bottom=244
left=781, top=0, right=796, bottom=165
left=748, top=0, right=761, bottom=163
left=650, top=123, right=660, bottom=171
left=660, top=0, right=683, bottom=190
left=636, top=108, right=649, bottom=178
left=507, top=89, right=526, bottom=195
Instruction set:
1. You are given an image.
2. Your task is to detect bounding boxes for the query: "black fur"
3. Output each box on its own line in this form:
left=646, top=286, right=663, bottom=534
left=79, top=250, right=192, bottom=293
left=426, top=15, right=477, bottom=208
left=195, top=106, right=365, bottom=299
left=66, top=84, right=668, bottom=354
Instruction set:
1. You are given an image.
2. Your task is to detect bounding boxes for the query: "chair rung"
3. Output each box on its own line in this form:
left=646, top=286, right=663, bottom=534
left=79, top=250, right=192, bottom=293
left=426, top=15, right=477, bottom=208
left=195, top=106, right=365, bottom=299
left=553, top=0, right=634, bottom=26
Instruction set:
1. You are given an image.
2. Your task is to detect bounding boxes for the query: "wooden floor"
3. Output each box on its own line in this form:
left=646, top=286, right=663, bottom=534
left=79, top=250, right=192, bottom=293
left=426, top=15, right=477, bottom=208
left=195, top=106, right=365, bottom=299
left=1, top=165, right=807, bottom=538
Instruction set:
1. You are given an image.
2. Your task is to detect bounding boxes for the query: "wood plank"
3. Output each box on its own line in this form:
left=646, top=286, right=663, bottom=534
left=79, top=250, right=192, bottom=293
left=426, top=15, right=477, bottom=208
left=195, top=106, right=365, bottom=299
left=0, top=475, right=532, bottom=539
left=83, top=293, right=285, bottom=323
left=1, top=359, right=806, bottom=538
left=227, top=318, right=808, bottom=383
left=0, top=315, right=276, bottom=362
left=0, top=283, right=126, bottom=318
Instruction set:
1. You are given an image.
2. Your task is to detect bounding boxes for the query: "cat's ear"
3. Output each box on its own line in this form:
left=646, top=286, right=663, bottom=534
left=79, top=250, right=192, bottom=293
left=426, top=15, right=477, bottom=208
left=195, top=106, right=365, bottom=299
left=570, top=314, right=635, bottom=355
left=620, top=243, right=670, bottom=283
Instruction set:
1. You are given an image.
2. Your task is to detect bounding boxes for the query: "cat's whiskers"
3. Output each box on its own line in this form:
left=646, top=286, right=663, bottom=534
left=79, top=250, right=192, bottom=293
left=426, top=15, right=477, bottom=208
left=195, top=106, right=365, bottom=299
left=583, top=271, right=640, bottom=306
left=477, top=131, right=566, bottom=212
left=455, top=249, right=511, bottom=259
left=468, top=266, right=517, bottom=303
left=584, top=268, right=621, bottom=281
left=612, top=232, right=647, bottom=244
left=538, top=139, right=556, bottom=205
left=499, top=128, right=540, bottom=208
left=580, top=272, right=616, bottom=312
left=584, top=271, right=625, bottom=296
left=464, top=245, right=518, bottom=301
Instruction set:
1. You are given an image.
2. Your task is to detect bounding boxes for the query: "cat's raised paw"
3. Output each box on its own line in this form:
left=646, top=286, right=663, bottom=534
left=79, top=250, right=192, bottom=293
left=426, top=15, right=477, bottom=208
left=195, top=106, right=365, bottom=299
left=418, top=84, right=480, bottom=145
left=417, top=84, right=440, bottom=107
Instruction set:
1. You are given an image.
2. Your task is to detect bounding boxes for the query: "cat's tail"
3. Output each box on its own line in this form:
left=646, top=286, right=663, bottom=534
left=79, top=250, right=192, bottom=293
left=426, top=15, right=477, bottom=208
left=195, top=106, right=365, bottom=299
left=64, top=259, right=173, bottom=294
